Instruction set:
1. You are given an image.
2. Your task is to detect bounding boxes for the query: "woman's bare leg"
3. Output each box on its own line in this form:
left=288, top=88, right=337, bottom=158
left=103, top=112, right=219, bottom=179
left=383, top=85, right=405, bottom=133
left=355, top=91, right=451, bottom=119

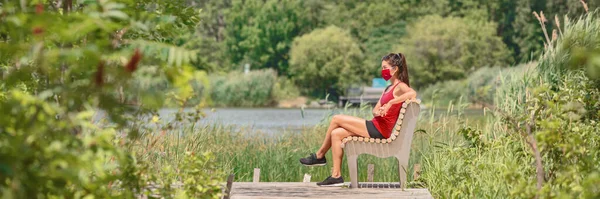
left=315, top=118, right=342, bottom=158
left=316, top=115, right=371, bottom=159
left=330, top=127, right=367, bottom=178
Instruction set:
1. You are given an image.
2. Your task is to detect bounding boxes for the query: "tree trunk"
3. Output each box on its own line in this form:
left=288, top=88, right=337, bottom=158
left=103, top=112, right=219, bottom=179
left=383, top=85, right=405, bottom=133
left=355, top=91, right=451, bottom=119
left=62, top=0, right=72, bottom=14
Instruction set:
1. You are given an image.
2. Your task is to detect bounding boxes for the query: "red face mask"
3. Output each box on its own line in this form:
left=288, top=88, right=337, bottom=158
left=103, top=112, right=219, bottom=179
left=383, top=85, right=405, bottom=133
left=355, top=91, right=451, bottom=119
left=381, top=69, right=392, bottom=81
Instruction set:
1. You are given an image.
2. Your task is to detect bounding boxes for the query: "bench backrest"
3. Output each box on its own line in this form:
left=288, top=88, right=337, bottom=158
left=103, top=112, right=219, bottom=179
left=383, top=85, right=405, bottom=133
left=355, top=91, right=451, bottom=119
left=389, top=100, right=421, bottom=157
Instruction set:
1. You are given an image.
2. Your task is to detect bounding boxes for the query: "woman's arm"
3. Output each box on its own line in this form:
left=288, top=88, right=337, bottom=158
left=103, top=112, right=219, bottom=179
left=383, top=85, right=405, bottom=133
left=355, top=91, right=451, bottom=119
left=389, top=83, right=417, bottom=105
left=380, top=83, right=417, bottom=116
left=372, top=91, right=384, bottom=117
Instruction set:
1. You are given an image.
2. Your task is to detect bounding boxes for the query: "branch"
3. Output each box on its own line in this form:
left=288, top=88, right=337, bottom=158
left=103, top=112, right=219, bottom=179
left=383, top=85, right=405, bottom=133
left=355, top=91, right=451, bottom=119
left=526, top=106, right=545, bottom=197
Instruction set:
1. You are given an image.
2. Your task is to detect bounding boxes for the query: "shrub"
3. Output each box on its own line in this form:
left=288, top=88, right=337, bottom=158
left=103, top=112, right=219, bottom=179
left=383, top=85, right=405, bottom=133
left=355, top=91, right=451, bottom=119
left=0, top=1, right=222, bottom=197
left=210, top=69, right=278, bottom=107
left=419, top=63, right=535, bottom=107
left=396, top=15, right=512, bottom=89
left=273, top=77, right=301, bottom=101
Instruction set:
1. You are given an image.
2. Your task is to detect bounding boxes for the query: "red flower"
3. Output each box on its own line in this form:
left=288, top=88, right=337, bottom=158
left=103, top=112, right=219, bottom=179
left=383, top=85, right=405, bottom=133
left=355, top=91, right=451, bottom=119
left=125, top=49, right=142, bottom=73
left=95, top=61, right=105, bottom=86
left=32, top=27, right=44, bottom=35
left=36, top=4, right=44, bottom=15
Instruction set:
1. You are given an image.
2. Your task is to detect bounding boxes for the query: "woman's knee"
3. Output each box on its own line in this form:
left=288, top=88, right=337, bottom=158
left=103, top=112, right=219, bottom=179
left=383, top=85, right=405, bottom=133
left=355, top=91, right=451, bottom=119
left=332, top=114, right=347, bottom=123
left=331, top=128, right=347, bottom=139
left=331, top=115, right=340, bottom=123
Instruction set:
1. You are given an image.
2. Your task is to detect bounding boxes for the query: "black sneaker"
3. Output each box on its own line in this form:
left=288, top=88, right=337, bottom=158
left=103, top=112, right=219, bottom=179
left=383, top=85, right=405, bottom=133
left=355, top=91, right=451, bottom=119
left=299, top=153, right=326, bottom=166
left=317, top=176, right=344, bottom=187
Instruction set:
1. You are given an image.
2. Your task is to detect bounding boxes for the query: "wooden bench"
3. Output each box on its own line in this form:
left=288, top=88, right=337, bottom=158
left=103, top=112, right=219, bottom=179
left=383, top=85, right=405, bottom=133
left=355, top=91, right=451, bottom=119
left=341, top=99, right=421, bottom=189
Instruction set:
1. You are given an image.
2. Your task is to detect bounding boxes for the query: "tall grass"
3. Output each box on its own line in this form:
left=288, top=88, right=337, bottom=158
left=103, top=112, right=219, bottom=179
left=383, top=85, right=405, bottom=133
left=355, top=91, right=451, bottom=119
left=537, top=12, right=600, bottom=85
left=419, top=10, right=600, bottom=199
left=129, top=102, right=487, bottom=185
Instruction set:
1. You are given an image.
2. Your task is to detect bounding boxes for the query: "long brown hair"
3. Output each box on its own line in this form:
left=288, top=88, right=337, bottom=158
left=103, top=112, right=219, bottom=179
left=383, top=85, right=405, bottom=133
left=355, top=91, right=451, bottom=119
left=381, top=53, right=410, bottom=87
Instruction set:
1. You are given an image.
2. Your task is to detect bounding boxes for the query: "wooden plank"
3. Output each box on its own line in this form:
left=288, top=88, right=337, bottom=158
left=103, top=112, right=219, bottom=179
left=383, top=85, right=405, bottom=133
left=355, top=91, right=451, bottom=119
left=253, top=168, right=260, bottom=183
left=367, top=164, right=374, bottom=182
left=223, top=174, right=235, bottom=199
left=229, top=182, right=433, bottom=199
left=303, top=174, right=311, bottom=183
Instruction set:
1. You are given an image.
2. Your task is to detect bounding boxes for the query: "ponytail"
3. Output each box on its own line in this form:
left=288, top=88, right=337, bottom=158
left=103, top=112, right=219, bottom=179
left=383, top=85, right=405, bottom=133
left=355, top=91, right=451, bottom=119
left=396, top=53, right=410, bottom=87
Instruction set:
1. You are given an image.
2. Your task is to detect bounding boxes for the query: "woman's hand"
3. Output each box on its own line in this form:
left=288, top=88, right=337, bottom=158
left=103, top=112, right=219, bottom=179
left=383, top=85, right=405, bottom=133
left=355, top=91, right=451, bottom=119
left=379, top=103, right=392, bottom=116
left=373, top=109, right=381, bottom=117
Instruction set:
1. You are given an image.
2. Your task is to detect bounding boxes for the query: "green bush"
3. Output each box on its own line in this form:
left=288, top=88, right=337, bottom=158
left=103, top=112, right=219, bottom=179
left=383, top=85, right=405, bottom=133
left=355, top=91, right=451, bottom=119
left=419, top=79, right=467, bottom=108
left=419, top=63, right=535, bottom=108
left=210, top=69, right=278, bottom=107
left=396, top=15, right=513, bottom=89
left=0, top=1, right=222, bottom=197
left=273, top=77, right=301, bottom=101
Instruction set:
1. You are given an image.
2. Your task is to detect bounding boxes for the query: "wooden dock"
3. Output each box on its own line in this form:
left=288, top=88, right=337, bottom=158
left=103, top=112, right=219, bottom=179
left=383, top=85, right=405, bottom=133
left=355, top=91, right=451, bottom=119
left=228, top=182, right=433, bottom=199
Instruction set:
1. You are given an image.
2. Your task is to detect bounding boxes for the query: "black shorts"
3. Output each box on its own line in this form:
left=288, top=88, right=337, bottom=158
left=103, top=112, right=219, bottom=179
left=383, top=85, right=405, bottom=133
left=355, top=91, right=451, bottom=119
left=365, top=120, right=385, bottom=139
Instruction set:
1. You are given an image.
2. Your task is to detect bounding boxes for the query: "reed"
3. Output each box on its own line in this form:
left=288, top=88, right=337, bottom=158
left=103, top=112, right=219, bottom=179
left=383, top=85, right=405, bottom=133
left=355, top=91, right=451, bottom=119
left=128, top=102, right=486, bottom=185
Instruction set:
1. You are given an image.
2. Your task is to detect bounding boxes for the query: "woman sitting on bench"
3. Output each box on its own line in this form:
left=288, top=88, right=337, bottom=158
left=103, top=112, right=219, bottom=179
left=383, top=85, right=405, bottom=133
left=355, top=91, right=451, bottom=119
left=299, top=53, right=417, bottom=186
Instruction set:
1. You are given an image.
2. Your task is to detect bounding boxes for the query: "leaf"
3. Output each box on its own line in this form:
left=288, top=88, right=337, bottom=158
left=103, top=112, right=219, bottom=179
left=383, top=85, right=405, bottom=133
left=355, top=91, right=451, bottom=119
left=104, top=10, right=128, bottom=20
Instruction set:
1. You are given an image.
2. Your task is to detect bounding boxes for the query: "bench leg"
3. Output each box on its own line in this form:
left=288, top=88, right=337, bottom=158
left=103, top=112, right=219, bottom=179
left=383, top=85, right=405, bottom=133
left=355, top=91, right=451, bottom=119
left=396, top=156, right=408, bottom=189
left=347, top=155, right=359, bottom=188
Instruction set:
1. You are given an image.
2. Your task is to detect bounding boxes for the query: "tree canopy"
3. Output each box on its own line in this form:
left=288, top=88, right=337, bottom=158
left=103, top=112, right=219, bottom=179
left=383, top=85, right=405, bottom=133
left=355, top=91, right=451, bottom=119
left=289, top=26, right=366, bottom=97
left=396, top=15, right=513, bottom=88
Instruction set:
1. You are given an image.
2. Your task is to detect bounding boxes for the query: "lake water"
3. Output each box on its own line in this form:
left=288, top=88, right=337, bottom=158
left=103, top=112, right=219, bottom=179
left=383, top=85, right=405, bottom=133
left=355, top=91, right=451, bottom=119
left=156, top=108, right=339, bottom=134
left=152, top=107, right=486, bottom=134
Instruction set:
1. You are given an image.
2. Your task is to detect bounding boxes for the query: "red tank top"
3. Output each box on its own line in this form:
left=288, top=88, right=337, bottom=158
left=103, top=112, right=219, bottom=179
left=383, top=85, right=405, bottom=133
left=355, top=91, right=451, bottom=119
left=372, top=83, right=403, bottom=139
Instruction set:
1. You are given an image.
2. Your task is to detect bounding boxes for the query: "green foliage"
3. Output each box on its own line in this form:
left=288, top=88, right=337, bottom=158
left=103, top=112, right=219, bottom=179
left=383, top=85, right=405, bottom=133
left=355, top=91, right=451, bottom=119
left=419, top=79, right=468, bottom=108
left=324, top=0, right=413, bottom=41
left=210, top=69, right=278, bottom=107
left=177, top=152, right=224, bottom=199
left=396, top=15, right=513, bottom=88
left=273, top=77, right=301, bottom=102
left=0, top=0, right=221, bottom=197
left=362, top=21, right=407, bottom=75
left=208, top=69, right=300, bottom=107
left=421, top=10, right=600, bottom=199
left=539, top=11, right=600, bottom=85
left=225, top=0, right=321, bottom=75
left=0, top=91, right=142, bottom=198
left=530, top=73, right=600, bottom=198
left=420, top=63, right=535, bottom=108
left=178, top=0, right=598, bottom=89
left=289, top=26, right=366, bottom=97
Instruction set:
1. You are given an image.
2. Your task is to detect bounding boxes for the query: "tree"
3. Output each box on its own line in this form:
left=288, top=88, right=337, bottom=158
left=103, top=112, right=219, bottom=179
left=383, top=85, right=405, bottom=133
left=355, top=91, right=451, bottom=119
left=289, top=26, right=366, bottom=98
left=396, top=15, right=512, bottom=89
left=323, top=0, right=414, bottom=42
left=363, top=21, right=407, bottom=77
left=225, top=0, right=324, bottom=75
left=186, top=0, right=232, bottom=72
